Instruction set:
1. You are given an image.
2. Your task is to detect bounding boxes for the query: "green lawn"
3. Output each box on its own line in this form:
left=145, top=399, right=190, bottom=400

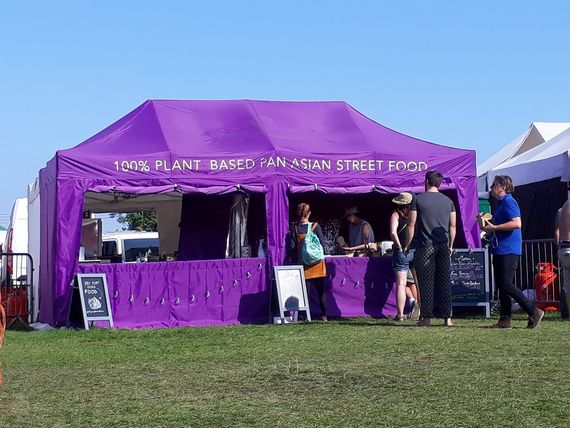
left=0, top=316, right=569, bottom=427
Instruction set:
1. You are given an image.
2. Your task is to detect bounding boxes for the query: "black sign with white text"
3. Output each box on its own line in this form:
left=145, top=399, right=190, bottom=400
left=451, top=249, right=489, bottom=304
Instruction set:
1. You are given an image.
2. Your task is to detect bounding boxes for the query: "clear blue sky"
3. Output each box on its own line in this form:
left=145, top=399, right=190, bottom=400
left=1, top=1, right=569, bottom=225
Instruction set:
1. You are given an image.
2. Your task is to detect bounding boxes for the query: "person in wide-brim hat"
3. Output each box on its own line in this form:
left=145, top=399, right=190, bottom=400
left=392, top=192, right=413, bottom=205
left=390, top=191, right=418, bottom=321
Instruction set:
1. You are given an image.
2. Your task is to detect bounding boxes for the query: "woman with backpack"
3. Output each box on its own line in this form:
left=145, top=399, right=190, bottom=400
left=286, top=203, right=328, bottom=321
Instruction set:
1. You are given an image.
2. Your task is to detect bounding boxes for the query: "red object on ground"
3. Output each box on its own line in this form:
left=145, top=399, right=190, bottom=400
left=534, top=262, right=559, bottom=311
left=1, top=287, right=28, bottom=322
left=0, top=291, right=6, bottom=384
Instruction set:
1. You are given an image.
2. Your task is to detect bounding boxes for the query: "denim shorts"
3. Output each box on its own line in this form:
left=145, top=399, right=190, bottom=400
left=392, top=249, right=415, bottom=272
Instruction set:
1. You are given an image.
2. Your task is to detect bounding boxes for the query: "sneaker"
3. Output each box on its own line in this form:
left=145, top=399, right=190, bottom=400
left=409, top=301, right=420, bottom=321
left=493, top=319, right=512, bottom=329
left=416, top=318, right=431, bottom=327
left=528, top=308, right=545, bottom=329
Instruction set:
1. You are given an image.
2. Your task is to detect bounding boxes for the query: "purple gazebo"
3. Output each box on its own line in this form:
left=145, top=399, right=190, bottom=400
left=39, top=100, right=479, bottom=328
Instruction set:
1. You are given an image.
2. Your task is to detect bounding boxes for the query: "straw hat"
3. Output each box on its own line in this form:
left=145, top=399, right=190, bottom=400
left=392, top=192, right=413, bottom=205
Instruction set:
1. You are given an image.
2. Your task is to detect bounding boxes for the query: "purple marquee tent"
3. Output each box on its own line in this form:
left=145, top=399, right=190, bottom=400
left=39, top=100, right=479, bottom=328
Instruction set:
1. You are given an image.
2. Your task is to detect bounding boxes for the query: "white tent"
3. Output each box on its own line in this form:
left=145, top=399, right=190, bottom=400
left=487, top=127, right=570, bottom=187
left=477, top=122, right=570, bottom=191
left=28, top=179, right=41, bottom=321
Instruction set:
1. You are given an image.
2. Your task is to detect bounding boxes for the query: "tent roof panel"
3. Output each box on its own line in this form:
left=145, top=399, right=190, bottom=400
left=477, top=122, right=570, bottom=178
left=50, top=99, right=475, bottom=180
left=487, top=127, right=570, bottom=186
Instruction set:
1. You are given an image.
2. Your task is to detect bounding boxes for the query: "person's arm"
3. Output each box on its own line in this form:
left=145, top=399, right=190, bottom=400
left=389, top=212, right=402, bottom=249
left=314, top=224, right=326, bottom=246
left=483, top=198, right=522, bottom=233
left=482, top=217, right=521, bottom=232
left=554, top=209, right=560, bottom=248
left=343, top=242, right=369, bottom=251
left=403, top=210, right=416, bottom=253
left=449, top=211, right=456, bottom=251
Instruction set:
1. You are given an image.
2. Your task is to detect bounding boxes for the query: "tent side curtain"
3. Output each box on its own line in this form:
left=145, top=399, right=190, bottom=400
left=38, top=166, right=57, bottom=325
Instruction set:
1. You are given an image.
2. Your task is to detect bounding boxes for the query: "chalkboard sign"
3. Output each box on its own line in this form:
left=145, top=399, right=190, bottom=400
left=450, top=248, right=490, bottom=317
left=75, top=274, right=114, bottom=329
left=274, top=265, right=311, bottom=323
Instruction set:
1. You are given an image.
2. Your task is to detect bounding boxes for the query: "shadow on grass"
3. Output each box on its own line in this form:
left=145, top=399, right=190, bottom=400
left=331, top=318, right=476, bottom=328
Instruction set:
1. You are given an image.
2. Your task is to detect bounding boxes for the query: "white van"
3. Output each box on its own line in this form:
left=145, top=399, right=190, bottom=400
left=102, top=231, right=160, bottom=263
left=0, top=229, right=6, bottom=253
left=2, top=197, right=29, bottom=284
left=3, top=197, right=28, bottom=256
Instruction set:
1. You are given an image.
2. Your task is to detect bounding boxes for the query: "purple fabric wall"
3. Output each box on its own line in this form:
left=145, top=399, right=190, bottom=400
left=74, top=257, right=396, bottom=329
left=320, top=257, right=397, bottom=318
left=266, top=182, right=289, bottom=267
left=77, top=258, right=268, bottom=328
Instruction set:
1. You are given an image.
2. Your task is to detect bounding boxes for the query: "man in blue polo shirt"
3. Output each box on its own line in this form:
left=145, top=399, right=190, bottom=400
left=482, top=175, right=544, bottom=329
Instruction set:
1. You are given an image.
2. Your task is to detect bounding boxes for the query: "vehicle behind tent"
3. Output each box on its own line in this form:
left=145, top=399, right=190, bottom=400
left=2, top=198, right=29, bottom=283
left=102, top=231, right=160, bottom=263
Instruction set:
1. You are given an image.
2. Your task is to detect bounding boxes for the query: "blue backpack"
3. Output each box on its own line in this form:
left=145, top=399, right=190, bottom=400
left=300, top=222, right=325, bottom=265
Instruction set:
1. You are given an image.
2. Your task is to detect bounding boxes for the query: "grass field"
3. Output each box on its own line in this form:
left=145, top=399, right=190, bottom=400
left=0, top=315, right=569, bottom=427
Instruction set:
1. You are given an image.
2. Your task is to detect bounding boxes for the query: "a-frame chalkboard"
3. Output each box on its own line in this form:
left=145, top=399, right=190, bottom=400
left=71, top=274, right=114, bottom=330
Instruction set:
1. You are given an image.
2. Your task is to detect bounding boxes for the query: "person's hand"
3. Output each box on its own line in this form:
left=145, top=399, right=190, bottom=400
left=402, top=246, right=409, bottom=256
left=341, top=246, right=351, bottom=251
left=482, top=223, right=496, bottom=233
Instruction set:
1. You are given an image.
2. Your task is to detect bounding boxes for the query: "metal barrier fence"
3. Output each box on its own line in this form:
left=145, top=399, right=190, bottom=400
left=514, top=239, right=561, bottom=306
left=0, top=252, right=34, bottom=326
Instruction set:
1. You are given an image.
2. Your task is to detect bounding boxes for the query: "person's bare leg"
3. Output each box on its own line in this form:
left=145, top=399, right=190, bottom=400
left=411, top=269, right=420, bottom=305
left=409, top=284, right=418, bottom=301
left=395, top=270, right=407, bottom=320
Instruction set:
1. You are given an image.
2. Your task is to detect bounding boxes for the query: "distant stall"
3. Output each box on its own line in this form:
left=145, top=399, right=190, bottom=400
left=38, top=100, right=479, bottom=327
left=484, top=127, right=570, bottom=239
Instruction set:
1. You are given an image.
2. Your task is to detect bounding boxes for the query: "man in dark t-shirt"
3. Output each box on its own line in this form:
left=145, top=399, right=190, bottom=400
left=403, top=171, right=456, bottom=327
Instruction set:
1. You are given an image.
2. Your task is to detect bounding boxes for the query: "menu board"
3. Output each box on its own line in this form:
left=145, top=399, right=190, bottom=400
left=75, top=274, right=114, bottom=329
left=451, top=249, right=490, bottom=307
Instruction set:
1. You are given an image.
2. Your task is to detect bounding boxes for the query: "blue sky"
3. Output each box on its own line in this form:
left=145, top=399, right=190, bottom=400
left=1, top=1, right=569, bottom=225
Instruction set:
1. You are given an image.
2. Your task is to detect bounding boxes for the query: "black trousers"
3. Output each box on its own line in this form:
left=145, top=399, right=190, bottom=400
left=414, top=243, right=452, bottom=319
left=492, top=254, right=535, bottom=319
left=307, top=277, right=327, bottom=317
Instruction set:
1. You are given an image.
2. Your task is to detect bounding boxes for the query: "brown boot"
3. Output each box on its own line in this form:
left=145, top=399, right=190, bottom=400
left=416, top=318, right=431, bottom=327
left=528, top=308, right=545, bottom=329
left=493, top=319, right=512, bottom=329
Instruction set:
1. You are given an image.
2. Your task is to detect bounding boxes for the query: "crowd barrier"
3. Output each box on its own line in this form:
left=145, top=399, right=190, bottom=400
left=0, top=252, right=33, bottom=327
left=513, top=240, right=563, bottom=310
